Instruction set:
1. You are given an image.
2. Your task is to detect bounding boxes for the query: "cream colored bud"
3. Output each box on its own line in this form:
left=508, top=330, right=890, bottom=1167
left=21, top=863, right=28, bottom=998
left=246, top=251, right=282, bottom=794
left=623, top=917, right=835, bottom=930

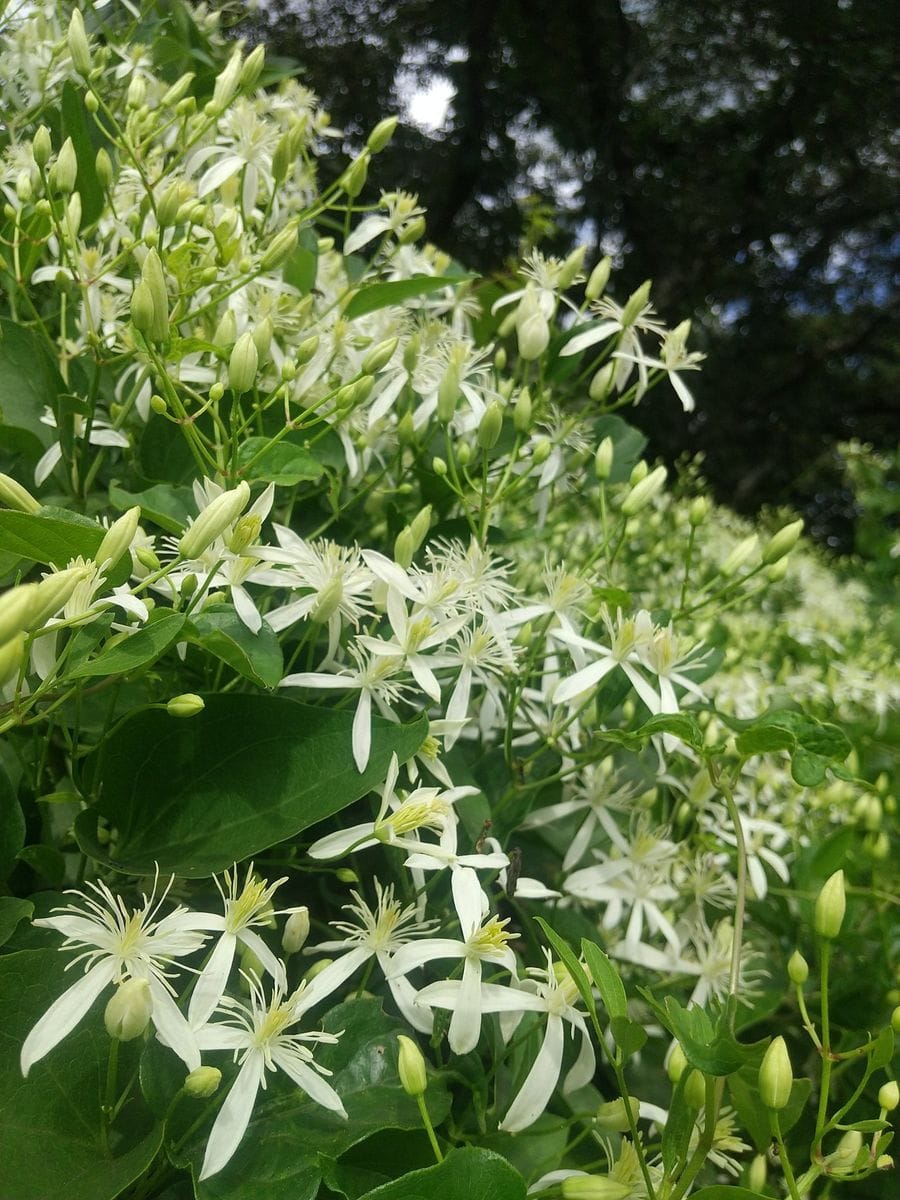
left=667, top=1042, right=687, bottom=1084
left=96, top=507, right=140, bottom=572
left=630, top=460, right=648, bottom=485
left=824, top=1129, right=862, bottom=1172
left=29, top=566, right=91, bottom=629
left=16, top=170, right=33, bottom=202
left=68, top=9, right=92, bottom=76
left=239, top=44, right=266, bottom=90
left=253, top=317, right=274, bottom=362
left=762, top=519, right=804, bottom=565
left=228, top=331, right=259, bottom=395
left=210, top=49, right=242, bottom=114
left=877, top=1154, right=894, bottom=1170
left=432, top=456, right=447, bottom=477
left=213, top=309, right=237, bottom=351
left=594, top=1097, right=639, bottom=1133
left=532, top=436, right=552, bottom=465
left=179, top=481, right=251, bottom=559
left=748, top=1153, right=767, bottom=1191
left=409, top=505, right=432, bottom=552
left=260, top=221, right=299, bottom=272
left=477, top=401, right=503, bottom=450
left=361, top=337, right=399, bottom=376
left=787, top=950, right=809, bottom=986
left=558, top=245, right=587, bottom=290
left=185, top=1065, right=222, bottom=1098
left=759, top=1035, right=793, bottom=1110
left=282, top=907, right=310, bottom=955
left=589, top=362, right=616, bottom=403
left=65, top=193, right=82, bottom=238
left=621, top=279, right=652, bottom=327
left=140, top=248, right=169, bottom=342
left=684, top=1069, right=706, bottom=1109
left=126, top=74, right=146, bottom=109
left=719, top=534, right=759, bottom=578
left=130, top=280, right=156, bottom=335
left=33, top=126, right=52, bottom=169
left=516, top=287, right=550, bottom=361
left=0, top=586, right=38, bottom=646
left=341, top=152, right=370, bottom=199
left=397, top=1035, right=428, bottom=1097
left=166, top=693, right=205, bottom=718
left=398, top=215, right=426, bottom=245
left=621, top=465, right=667, bottom=516
left=595, top=436, right=614, bottom=480
left=585, top=256, right=612, bottom=301
left=878, top=1080, right=899, bottom=1111
left=297, top=334, right=319, bottom=364
left=0, top=630, right=25, bottom=687
left=161, top=71, right=195, bottom=107
left=54, top=138, right=78, bottom=195
left=513, top=385, right=532, bottom=434
left=367, top=116, right=399, bottom=154
left=394, top=526, right=414, bottom=569
left=561, top=1177, right=631, bottom=1200
left=814, top=869, right=846, bottom=940
left=104, top=978, right=152, bottom=1042
left=689, top=496, right=710, bottom=526
left=0, top=473, right=41, bottom=514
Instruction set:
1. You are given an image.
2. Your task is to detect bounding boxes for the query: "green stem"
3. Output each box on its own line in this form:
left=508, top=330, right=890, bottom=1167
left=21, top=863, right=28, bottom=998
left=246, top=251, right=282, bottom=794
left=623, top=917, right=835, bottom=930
left=416, top=1093, right=443, bottom=1162
left=813, top=941, right=833, bottom=1154
left=771, top=1110, right=803, bottom=1200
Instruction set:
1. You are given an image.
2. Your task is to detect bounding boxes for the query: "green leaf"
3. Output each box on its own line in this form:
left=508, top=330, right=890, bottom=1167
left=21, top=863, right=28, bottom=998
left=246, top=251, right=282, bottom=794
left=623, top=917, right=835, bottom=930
left=0, top=508, right=101, bottom=566
left=735, top=725, right=797, bottom=757
left=728, top=1069, right=811, bottom=1152
left=235, top=437, right=323, bottom=486
left=187, top=607, right=283, bottom=689
left=68, top=611, right=186, bottom=679
left=344, top=276, right=474, bottom=319
left=640, top=993, right=756, bottom=1076
left=108, top=482, right=194, bottom=535
left=0, top=319, right=59, bottom=460
left=356, top=1148, right=526, bottom=1200
left=179, top=998, right=452, bottom=1200
left=592, top=415, right=648, bottom=484
left=75, top=694, right=428, bottom=876
left=61, top=81, right=104, bottom=225
left=790, top=747, right=828, bottom=787
left=0, top=898, right=33, bottom=948
left=0, top=949, right=162, bottom=1200
left=579, top=939, right=627, bottom=1019
left=0, top=763, right=25, bottom=878
left=15, top=845, right=66, bottom=889
left=609, top=1015, right=647, bottom=1058
left=283, top=225, right=319, bottom=294
left=661, top=1073, right=696, bottom=1173
left=534, top=918, right=596, bottom=1023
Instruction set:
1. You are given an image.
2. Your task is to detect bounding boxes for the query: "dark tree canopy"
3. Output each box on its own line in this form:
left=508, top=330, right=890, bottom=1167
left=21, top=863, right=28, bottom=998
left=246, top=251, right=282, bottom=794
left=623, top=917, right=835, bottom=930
left=257, top=0, right=900, bottom=548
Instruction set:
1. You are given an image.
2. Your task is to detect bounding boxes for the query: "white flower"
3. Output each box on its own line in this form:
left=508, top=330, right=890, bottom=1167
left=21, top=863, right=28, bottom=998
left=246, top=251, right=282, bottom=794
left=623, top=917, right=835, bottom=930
left=34, top=407, right=129, bottom=487
left=21, top=876, right=207, bottom=1077
left=551, top=609, right=657, bottom=709
left=344, top=190, right=425, bottom=255
left=195, top=975, right=346, bottom=1181
left=613, top=320, right=705, bottom=412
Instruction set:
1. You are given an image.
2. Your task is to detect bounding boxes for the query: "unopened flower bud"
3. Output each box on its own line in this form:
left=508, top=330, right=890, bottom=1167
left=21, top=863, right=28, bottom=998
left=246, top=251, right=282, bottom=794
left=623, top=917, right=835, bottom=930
left=878, top=1080, right=899, bottom=1111
left=104, top=978, right=152, bottom=1042
left=33, top=126, right=52, bottom=169
left=814, top=869, right=846, bottom=940
left=228, top=331, right=259, bottom=395
left=0, top=632, right=26, bottom=686
left=161, top=71, right=195, bottom=107
left=360, top=337, right=398, bottom=377
left=719, top=534, right=759, bottom=578
left=229, top=514, right=262, bottom=555
left=589, top=362, right=616, bottom=403
left=185, top=1065, right=222, bottom=1098
left=367, top=115, right=399, bottom=154
left=787, top=950, right=809, bottom=986
left=140, top=248, right=169, bottom=342
left=516, top=287, right=550, bottom=361
left=432, top=456, right=447, bottom=477
left=304, top=957, right=334, bottom=983
left=96, top=506, right=140, bottom=571
left=558, top=245, right=587, bottom=290
left=512, top=385, right=532, bottom=434
left=494, top=346, right=507, bottom=372
left=594, top=1097, right=639, bottom=1133
left=667, top=1042, right=687, bottom=1084
left=94, top=148, right=114, bottom=192
left=29, top=566, right=91, bottom=629
left=0, top=472, right=41, bottom=514
left=621, top=465, right=667, bottom=516
left=209, top=49, right=242, bottom=115
left=630, top=460, right=648, bottom=485
left=0, top=586, right=38, bottom=645
left=179, top=482, right=251, bottom=559
left=239, top=44, right=266, bottom=90
left=149, top=394, right=167, bottom=416
left=282, top=907, right=310, bottom=955
left=477, top=401, right=503, bottom=450
left=893, top=1006, right=900, bottom=1034
left=561, top=1177, right=631, bottom=1200
left=394, top=526, right=414, bottom=569
left=595, top=436, right=614, bottom=480
left=824, top=1129, right=862, bottom=1173
left=335, top=868, right=358, bottom=884
left=397, top=1035, right=427, bottom=1096
left=166, top=693, right=205, bottom=718
left=759, top=1035, right=793, bottom=1110
left=748, top=1153, right=767, bottom=1191
left=621, top=279, right=652, bottom=327
left=296, top=334, right=319, bottom=364
left=341, top=152, right=370, bottom=199
left=53, top=138, right=78, bottom=195
left=767, top=556, right=790, bottom=583
left=135, top=546, right=160, bottom=573
left=68, top=9, right=92, bottom=76
left=532, top=436, right=552, bottom=465
left=585, top=256, right=612, bottom=301
left=689, top=496, right=710, bottom=526
left=260, top=221, right=299, bottom=272
left=409, top=505, right=432, bottom=552
left=684, top=1069, right=706, bottom=1109
left=398, top=215, right=426, bottom=245
left=762, top=519, right=804, bottom=565
left=126, top=74, right=146, bottom=109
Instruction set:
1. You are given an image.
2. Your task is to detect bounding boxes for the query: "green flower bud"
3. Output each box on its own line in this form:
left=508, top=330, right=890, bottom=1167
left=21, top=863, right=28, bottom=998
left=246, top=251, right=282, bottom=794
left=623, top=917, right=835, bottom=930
left=32, top=126, right=52, bottom=169
left=130, top=281, right=156, bottom=334
left=621, top=279, right=652, bottom=327
left=167, top=693, right=205, bottom=719
left=878, top=1080, right=899, bottom=1111
left=595, top=436, right=614, bottom=480
left=209, top=49, right=242, bottom=115
left=340, top=152, right=370, bottom=199
left=0, top=585, right=38, bottom=645
left=16, top=170, right=33, bottom=202
left=561, top=1177, right=631, bottom=1200
left=296, top=334, right=319, bottom=364
left=126, top=74, right=146, bottom=109
left=432, top=456, right=448, bottom=477
left=149, top=394, right=167, bottom=416
left=877, top=1154, right=894, bottom=1171
left=513, top=386, right=532, bottom=434
left=477, top=401, right=503, bottom=450
left=748, top=1153, right=767, bottom=1191
left=0, top=472, right=41, bottom=514
left=135, top=546, right=160, bottom=573
left=589, top=361, right=616, bottom=403
left=282, top=907, right=310, bottom=955
left=437, top=362, right=459, bottom=424
left=397, top=215, right=426, bottom=245
left=397, top=1034, right=428, bottom=1097
left=594, top=1097, right=639, bottom=1133
left=409, top=504, right=432, bottom=551
left=397, top=411, right=415, bottom=445
left=185, top=1065, right=222, bottom=1098
left=557, top=244, right=586, bottom=290
left=179, top=481, right=251, bottom=559
left=814, top=869, right=846, bottom=940
left=229, top=331, right=259, bottom=395
left=718, top=534, right=759, bottom=578
left=494, top=346, right=507, bottom=371
left=229, top=514, right=262, bottom=554
left=95, top=147, right=113, bottom=191
left=104, top=978, right=152, bottom=1042
left=65, top=192, right=82, bottom=239
left=621, top=465, right=667, bottom=516
left=96, top=506, right=140, bottom=572
left=335, top=868, right=358, bottom=884
left=0, top=632, right=26, bottom=687
left=688, top=496, right=710, bottom=526
left=684, top=1069, right=706, bottom=1109
left=239, top=44, right=266, bottom=90
left=762, top=518, right=804, bottom=566
left=630, top=460, right=648, bottom=485
left=394, top=526, right=414, bottom=569
left=367, top=115, right=399, bottom=154
left=824, top=1129, right=863, bottom=1173
left=787, top=949, right=809, bottom=986
left=362, top=337, right=399, bottom=375
left=759, top=1035, right=793, bottom=1110
left=456, top=441, right=472, bottom=467
left=253, top=317, right=274, bottom=363
left=28, top=566, right=92, bottom=629
left=140, top=248, right=169, bottom=342
left=585, top=256, right=612, bottom=301
left=767, top=556, right=790, bottom=583
left=68, top=8, right=92, bottom=76
left=53, top=137, right=78, bottom=195
left=260, top=221, right=299, bottom=272
left=667, top=1043, right=688, bottom=1085
left=516, top=286, right=550, bottom=361
left=532, top=436, right=552, bottom=465
left=892, top=1006, right=900, bottom=1035
left=161, top=71, right=195, bottom=108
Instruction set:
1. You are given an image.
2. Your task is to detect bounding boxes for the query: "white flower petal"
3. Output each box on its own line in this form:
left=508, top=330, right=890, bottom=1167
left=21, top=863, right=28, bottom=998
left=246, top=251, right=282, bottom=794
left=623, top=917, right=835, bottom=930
left=21, top=960, right=116, bottom=1076
left=188, top=931, right=237, bottom=1028
left=500, top=1012, right=564, bottom=1132
left=199, top=1054, right=264, bottom=1180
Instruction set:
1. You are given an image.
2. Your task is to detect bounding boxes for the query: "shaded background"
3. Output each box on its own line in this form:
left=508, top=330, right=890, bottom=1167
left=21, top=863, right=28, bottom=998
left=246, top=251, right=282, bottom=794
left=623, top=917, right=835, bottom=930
left=252, top=0, right=899, bottom=551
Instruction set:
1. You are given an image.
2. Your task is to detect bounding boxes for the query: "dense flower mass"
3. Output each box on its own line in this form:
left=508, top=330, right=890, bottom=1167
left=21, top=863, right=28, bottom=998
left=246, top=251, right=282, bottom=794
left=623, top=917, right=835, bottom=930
left=0, top=4, right=895, bottom=1198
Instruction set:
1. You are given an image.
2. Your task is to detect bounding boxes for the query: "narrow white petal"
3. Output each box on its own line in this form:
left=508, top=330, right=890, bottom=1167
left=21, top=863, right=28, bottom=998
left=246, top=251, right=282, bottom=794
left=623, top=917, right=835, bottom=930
left=553, top=657, right=616, bottom=705
left=563, top=1021, right=596, bottom=1093
left=499, top=1013, right=564, bottom=1132
left=21, top=961, right=115, bottom=1076
left=451, top=867, right=486, bottom=937
left=149, top=979, right=200, bottom=1071
left=308, top=821, right=378, bottom=860
left=559, top=321, right=621, bottom=356
left=448, top=957, right=483, bottom=1055
left=352, top=690, right=372, bottom=772
left=238, top=931, right=287, bottom=992
left=188, top=932, right=237, bottom=1028
left=199, top=1055, right=264, bottom=1180
left=273, top=1052, right=347, bottom=1117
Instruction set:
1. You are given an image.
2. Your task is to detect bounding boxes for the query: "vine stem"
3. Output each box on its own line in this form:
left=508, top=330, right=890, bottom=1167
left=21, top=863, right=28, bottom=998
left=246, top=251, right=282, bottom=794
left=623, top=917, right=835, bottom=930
left=416, top=1093, right=444, bottom=1162
left=711, top=765, right=748, bottom=1015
